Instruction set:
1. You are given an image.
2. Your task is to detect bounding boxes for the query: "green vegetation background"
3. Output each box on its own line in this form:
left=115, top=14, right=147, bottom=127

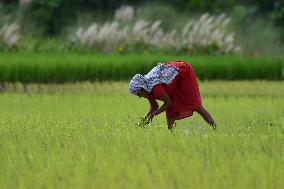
left=0, top=53, right=282, bottom=82
left=1, top=0, right=284, bottom=56
left=1, top=1, right=284, bottom=82
left=2, top=0, right=284, bottom=37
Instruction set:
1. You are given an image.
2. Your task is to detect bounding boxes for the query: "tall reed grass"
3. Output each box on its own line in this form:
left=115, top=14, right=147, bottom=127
left=0, top=5, right=21, bottom=48
left=75, top=6, right=241, bottom=54
left=0, top=23, right=21, bottom=47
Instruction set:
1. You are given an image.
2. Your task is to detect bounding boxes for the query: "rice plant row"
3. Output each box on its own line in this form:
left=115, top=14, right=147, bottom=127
left=0, top=53, right=282, bottom=83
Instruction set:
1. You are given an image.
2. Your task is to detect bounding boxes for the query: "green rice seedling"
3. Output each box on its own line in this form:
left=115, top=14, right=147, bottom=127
left=0, top=53, right=282, bottom=83
left=0, top=81, right=283, bottom=189
left=136, top=116, right=151, bottom=127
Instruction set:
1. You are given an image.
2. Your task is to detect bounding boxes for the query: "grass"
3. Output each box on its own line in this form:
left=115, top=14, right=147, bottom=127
left=0, top=53, right=282, bottom=82
left=0, top=81, right=283, bottom=189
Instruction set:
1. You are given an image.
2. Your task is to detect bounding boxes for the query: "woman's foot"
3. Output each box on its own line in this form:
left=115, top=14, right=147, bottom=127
left=167, top=117, right=176, bottom=130
left=195, top=106, right=216, bottom=130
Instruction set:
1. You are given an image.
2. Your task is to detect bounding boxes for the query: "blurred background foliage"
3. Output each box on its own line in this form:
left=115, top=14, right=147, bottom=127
left=0, top=0, right=283, bottom=55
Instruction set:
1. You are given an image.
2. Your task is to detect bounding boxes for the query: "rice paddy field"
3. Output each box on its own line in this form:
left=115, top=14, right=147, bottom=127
left=0, top=81, right=283, bottom=189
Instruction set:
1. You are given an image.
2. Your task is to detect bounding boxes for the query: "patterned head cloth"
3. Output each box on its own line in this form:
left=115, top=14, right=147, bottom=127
left=129, top=64, right=180, bottom=95
left=128, top=74, right=147, bottom=94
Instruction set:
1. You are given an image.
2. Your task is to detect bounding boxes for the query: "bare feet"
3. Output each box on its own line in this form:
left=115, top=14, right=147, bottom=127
left=167, top=117, right=176, bottom=130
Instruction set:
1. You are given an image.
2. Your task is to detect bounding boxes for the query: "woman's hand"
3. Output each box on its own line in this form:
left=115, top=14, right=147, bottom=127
left=146, top=112, right=155, bottom=122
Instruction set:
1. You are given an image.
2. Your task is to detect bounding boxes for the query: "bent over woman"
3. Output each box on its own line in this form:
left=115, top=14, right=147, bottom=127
left=129, top=60, right=216, bottom=130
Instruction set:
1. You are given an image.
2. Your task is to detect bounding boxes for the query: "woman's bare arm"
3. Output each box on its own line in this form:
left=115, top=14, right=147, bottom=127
left=146, top=99, right=159, bottom=116
left=147, top=90, right=172, bottom=119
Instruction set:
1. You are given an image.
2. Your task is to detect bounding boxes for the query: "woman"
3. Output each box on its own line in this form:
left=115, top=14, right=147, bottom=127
left=129, top=60, right=216, bottom=130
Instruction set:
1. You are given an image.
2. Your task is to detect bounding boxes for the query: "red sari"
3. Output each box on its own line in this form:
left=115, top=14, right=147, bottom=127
left=148, top=60, right=202, bottom=120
